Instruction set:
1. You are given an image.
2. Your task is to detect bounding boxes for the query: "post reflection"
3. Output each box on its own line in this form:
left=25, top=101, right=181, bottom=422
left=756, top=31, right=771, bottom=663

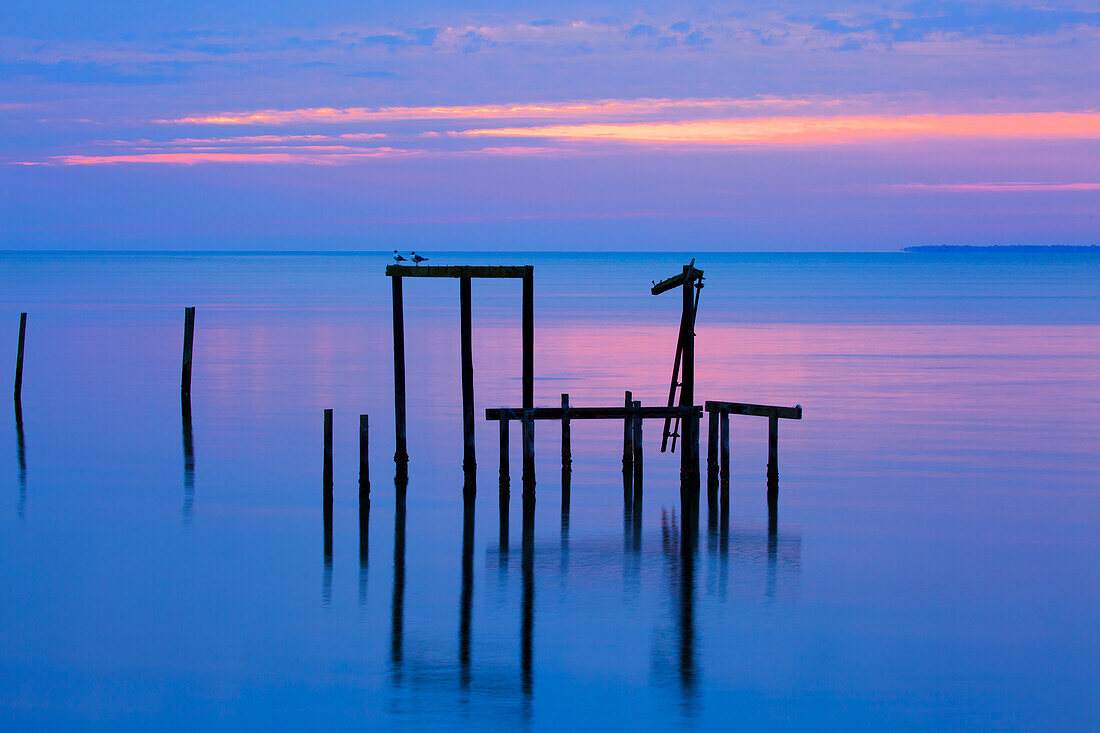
left=653, top=508, right=700, bottom=711
left=521, top=499, right=535, bottom=702
left=181, top=396, right=194, bottom=525
left=15, top=399, right=26, bottom=518
left=391, top=489, right=407, bottom=683
left=459, top=500, right=474, bottom=689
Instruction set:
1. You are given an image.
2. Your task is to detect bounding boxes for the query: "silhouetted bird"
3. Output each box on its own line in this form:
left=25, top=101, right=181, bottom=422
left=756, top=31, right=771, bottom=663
left=411, top=252, right=429, bottom=266
left=393, top=250, right=407, bottom=262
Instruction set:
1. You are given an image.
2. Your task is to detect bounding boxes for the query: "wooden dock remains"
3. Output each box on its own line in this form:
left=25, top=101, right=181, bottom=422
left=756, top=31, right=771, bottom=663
left=704, top=401, right=803, bottom=516
left=387, top=264, right=534, bottom=495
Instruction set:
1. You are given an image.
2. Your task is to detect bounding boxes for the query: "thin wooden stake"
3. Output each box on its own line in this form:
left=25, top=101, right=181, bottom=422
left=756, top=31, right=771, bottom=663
left=14, top=312, right=27, bottom=401
left=358, top=411, right=371, bottom=512
left=180, top=307, right=194, bottom=397
left=323, top=408, right=333, bottom=559
left=720, top=411, right=730, bottom=508
left=561, top=393, right=571, bottom=513
left=768, top=409, right=779, bottom=513
left=622, top=390, right=633, bottom=475
left=707, top=409, right=719, bottom=514
left=632, top=400, right=643, bottom=504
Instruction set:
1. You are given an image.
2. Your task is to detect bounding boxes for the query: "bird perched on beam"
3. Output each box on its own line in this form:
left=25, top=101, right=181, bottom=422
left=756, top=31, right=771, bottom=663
left=393, top=250, right=407, bottom=262
left=411, top=252, right=429, bottom=266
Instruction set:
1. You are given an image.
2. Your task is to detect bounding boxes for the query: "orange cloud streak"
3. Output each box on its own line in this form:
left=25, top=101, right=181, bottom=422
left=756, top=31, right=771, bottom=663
left=459, top=112, right=1100, bottom=145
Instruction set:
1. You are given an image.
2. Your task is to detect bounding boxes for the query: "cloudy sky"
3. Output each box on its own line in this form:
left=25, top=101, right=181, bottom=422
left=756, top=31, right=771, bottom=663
left=2, top=0, right=1098, bottom=249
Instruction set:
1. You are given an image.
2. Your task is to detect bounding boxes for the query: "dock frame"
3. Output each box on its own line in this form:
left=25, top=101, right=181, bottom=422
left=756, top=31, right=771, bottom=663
left=387, top=264, right=534, bottom=497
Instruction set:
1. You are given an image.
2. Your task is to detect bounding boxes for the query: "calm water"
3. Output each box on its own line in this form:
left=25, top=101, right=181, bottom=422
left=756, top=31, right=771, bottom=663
left=1, top=251, right=1098, bottom=730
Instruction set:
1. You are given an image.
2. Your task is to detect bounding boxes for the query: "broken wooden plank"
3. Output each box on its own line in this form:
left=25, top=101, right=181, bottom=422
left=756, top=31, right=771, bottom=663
left=705, top=401, right=802, bottom=420
left=487, top=405, right=702, bottom=421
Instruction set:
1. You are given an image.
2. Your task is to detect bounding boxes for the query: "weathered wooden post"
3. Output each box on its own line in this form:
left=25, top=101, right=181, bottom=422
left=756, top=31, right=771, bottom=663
left=632, top=400, right=643, bottom=503
left=768, top=409, right=779, bottom=514
left=689, top=410, right=701, bottom=514
left=521, top=266, right=534, bottom=489
left=499, top=411, right=510, bottom=497
left=14, top=312, right=26, bottom=401
left=359, top=414, right=370, bottom=558
left=323, top=408, right=333, bottom=559
left=561, top=393, right=571, bottom=513
left=391, top=275, right=408, bottom=483
left=180, top=307, right=195, bottom=397
left=460, top=276, right=476, bottom=498
left=500, top=412, right=510, bottom=556
left=522, top=409, right=535, bottom=504
left=679, top=266, right=695, bottom=484
left=720, top=410, right=730, bottom=508
left=622, top=390, right=633, bottom=477
left=707, top=409, right=719, bottom=514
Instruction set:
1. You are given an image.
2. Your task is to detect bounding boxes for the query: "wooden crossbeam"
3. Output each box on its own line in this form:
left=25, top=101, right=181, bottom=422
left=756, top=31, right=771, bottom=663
left=650, top=265, right=703, bottom=295
left=487, top=406, right=702, bottom=421
left=386, top=265, right=529, bottom=278
left=705, top=401, right=802, bottom=420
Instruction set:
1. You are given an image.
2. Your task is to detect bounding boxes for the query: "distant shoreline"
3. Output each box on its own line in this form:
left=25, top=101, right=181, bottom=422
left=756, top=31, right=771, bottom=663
left=904, top=245, right=1099, bottom=252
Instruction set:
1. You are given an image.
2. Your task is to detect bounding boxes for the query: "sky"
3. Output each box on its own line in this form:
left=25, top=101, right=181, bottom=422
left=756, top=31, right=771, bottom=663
left=1, top=0, right=1098, bottom=250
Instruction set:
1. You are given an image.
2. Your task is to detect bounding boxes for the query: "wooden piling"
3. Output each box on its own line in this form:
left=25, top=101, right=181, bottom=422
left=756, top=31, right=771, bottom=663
left=14, top=312, right=26, bottom=401
left=720, top=411, right=730, bottom=508
left=363, top=411, right=376, bottom=512
left=632, top=400, right=643, bottom=503
left=323, top=408, right=333, bottom=559
left=691, top=411, right=702, bottom=528
left=622, top=390, right=634, bottom=477
left=180, top=307, right=194, bottom=397
left=707, top=409, right=719, bottom=514
left=522, top=410, right=535, bottom=503
left=499, top=412, right=510, bottom=494
left=768, top=409, right=779, bottom=513
left=521, top=267, right=534, bottom=488
left=679, top=266, right=695, bottom=484
left=391, top=275, right=409, bottom=480
left=561, top=393, right=571, bottom=513
left=460, top=276, right=476, bottom=495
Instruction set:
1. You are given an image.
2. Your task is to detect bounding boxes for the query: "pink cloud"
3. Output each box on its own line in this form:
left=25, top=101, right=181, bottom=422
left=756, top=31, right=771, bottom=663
left=459, top=112, right=1100, bottom=145
left=884, top=181, right=1100, bottom=192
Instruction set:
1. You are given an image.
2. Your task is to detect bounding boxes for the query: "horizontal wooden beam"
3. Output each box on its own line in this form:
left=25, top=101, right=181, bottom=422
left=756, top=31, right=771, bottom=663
left=386, top=264, right=531, bottom=279
left=650, top=266, right=702, bottom=295
left=705, top=401, right=802, bottom=420
left=487, top=405, right=702, bottom=422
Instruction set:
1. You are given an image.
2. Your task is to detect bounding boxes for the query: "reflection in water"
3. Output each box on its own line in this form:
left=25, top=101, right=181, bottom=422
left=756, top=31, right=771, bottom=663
left=459, top=501, right=474, bottom=689
left=383, top=487, right=799, bottom=721
left=391, top=490, right=407, bottom=683
left=652, top=509, right=700, bottom=711
left=359, top=506, right=369, bottom=608
left=15, top=399, right=26, bottom=518
left=322, top=451, right=333, bottom=608
left=181, top=397, right=194, bottom=525
left=521, top=500, right=535, bottom=708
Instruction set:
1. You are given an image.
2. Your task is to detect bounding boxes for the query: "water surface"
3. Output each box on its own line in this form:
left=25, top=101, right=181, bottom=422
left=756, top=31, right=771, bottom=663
left=1, top=251, right=1098, bottom=730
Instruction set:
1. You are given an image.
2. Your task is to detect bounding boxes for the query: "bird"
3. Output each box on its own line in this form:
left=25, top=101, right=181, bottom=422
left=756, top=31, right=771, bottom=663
left=411, top=252, right=429, bottom=266
left=393, top=250, right=406, bottom=262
